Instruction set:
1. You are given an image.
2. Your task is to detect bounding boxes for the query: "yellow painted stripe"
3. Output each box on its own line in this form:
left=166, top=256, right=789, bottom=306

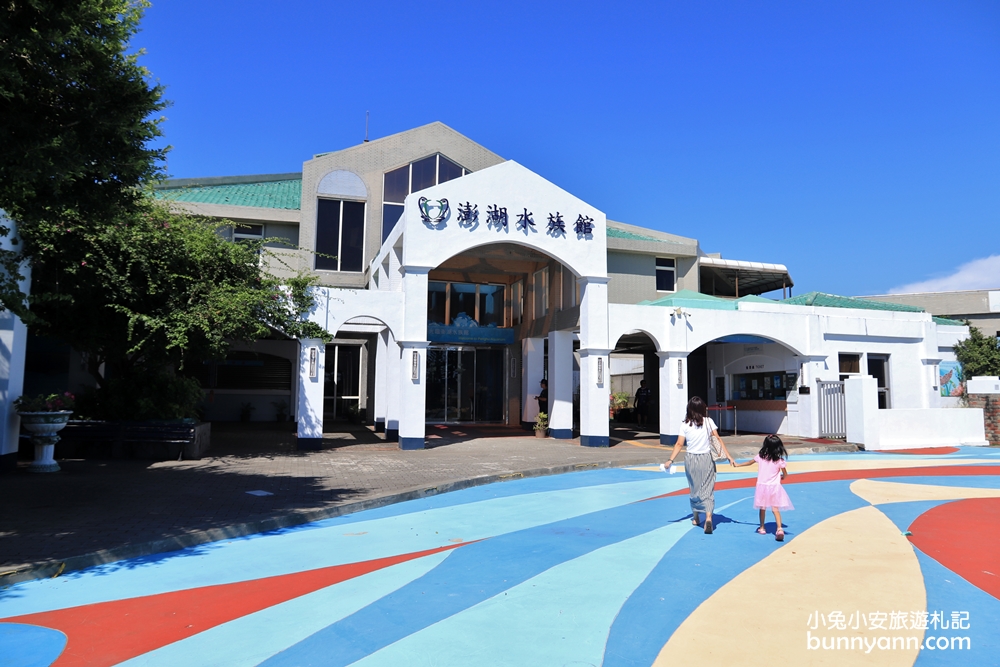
left=850, top=478, right=1000, bottom=505
left=654, top=506, right=925, bottom=666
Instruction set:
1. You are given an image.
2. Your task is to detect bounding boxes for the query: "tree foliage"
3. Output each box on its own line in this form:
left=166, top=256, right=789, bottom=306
left=953, top=325, right=1000, bottom=382
left=0, top=0, right=167, bottom=316
left=29, top=198, right=330, bottom=420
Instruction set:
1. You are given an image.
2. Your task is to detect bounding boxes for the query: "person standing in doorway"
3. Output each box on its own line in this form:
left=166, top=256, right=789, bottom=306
left=662, top=396, right=736, bottom=534
left=536, top=379, right=548, bottom=415
left=634, top=380, right=652, bottom=428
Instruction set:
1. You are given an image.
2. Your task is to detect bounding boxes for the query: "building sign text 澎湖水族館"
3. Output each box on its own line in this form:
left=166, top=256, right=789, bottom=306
left=419, top=197, right=595, bottom=240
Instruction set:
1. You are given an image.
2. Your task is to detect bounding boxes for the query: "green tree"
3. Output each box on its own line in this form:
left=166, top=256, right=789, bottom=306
left=0, top=0, right=167, bottom=316
left=28, top=197, right=330, bottom=420
left=953, top=325, right=1000, bottom=383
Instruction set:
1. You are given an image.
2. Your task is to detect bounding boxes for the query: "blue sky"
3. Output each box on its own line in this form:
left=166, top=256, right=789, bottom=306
left=138, top=0, right=1000, bottom=297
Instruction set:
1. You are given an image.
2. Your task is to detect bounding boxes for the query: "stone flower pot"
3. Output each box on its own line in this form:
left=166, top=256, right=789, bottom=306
left=19, top=411, right=73, bottom=473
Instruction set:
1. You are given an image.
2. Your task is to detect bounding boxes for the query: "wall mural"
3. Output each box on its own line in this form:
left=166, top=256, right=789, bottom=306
left=939, top=360, right=963, bottom=397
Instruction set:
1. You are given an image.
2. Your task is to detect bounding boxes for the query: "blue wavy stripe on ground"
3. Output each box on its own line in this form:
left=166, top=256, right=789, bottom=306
left=0, top=475, right=687, bottom=616
left=603, top=480, right=870, bottom=667
left=259, top=492, right=698, bottom=667
left=306, top=468, right=664, bottom=528
left=910, top=550, right=1000, bottom=664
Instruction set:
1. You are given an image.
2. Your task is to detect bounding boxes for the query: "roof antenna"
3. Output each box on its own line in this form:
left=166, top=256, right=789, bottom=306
left=364, top=111, right=369, bottom=142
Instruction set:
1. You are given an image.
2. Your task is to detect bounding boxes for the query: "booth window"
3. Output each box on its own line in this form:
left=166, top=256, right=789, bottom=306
left=382, top=154, right=469, bottom=243
left=316, top=199, right=365, bottom=272
left=656, top=258, right=676, bottom=292
left=731, top=371, right=795, bottom=401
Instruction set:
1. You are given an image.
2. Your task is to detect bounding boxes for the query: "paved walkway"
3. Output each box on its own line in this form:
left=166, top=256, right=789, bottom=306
left=0, top=423, right=854, bottom=584
left=2, top=445, right=997, bottom=666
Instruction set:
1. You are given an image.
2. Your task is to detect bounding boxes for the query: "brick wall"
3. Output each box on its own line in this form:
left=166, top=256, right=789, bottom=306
left=967, top=394, right=1000, bottom=445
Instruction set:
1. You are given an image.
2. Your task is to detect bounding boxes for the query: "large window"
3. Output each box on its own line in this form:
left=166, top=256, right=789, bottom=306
left=533, top=268, right=549, bottom=320
left=561, top=265, right=577, bottom=309
left=382, top=154, right=469, bottom=243
left=316, top=199, right=365, bottom=272
left=656, top=258, right=676, bottom=292
left=427, top=281, right=507, bottom=327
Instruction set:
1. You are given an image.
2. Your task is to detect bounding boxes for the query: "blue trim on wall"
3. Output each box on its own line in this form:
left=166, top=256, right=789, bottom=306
left=580, top=435, right=609, bottom=447
left=385, top=428, right=398, bottom=442
left=399, top=437, right=425, bottom=450
left=550, top=428, right=573, bottom=439
left=296, top=437, right=324, bottom=451
left=660, top=434, right=678, bottom=445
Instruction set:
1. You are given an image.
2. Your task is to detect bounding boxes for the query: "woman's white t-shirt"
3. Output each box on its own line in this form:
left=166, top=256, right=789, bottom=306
left=680, top=417, right=717, bottom=455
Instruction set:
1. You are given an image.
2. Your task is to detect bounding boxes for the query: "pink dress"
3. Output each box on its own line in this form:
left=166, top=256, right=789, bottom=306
left=753, top=455, right=794, bottom=510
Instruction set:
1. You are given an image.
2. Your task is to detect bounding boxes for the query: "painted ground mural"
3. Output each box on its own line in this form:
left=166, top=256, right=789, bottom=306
left=2, top=448, right=999, bottom=666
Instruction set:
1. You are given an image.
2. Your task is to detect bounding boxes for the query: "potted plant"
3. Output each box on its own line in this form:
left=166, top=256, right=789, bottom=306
left=239, top=402, right=255, bottom=422
left=533, top=411, right=548, bottom=438
left=14, top=392, right=75, bottom=473
left=272, top=399, right=288, bottom=422
left=610, top=391, right=630, bottom=420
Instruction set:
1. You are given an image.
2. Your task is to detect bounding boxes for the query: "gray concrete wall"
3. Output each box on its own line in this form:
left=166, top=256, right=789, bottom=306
left=606, top=251, right=700, bottom=304
left=300, top=122, right=506, bottom=288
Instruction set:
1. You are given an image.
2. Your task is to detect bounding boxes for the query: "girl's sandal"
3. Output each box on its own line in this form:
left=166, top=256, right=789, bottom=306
left=756, top=527, right=767, bottom=535
left=775, top=529, right=785, bottom=542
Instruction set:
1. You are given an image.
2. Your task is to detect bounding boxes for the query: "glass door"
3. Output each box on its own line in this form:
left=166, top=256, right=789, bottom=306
left=426, top=346, right=505, bottom=423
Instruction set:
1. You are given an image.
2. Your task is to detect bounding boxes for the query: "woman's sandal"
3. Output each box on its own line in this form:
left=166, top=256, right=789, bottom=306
left=756, top=527, right=767, bottom=535
left=775, top=529, right=785, bottom=542
left=704, top=520, right=713, bottom=534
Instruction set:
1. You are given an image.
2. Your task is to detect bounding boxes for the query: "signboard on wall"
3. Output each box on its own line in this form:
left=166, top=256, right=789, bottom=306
left=427, top=324, right=515, bottom=345
left=939, top=361, right=963, bottom=397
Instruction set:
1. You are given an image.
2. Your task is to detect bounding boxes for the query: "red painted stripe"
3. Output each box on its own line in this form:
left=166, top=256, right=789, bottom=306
left=908, top=498, right=1000, bottom=601
left=874, top=447, right=959, bottom=455
left=642, top=465, right=1000, bottom=501
left=1, top=541, right=474, bottom=667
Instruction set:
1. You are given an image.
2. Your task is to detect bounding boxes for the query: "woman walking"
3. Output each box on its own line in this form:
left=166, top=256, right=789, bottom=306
left=662, top=397, right=735, bottom=534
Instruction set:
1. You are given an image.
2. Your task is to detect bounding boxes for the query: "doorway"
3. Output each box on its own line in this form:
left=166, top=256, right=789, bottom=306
left=426, top=346, right=506, bottom=423
left=867, top=355, right=891, bottom=409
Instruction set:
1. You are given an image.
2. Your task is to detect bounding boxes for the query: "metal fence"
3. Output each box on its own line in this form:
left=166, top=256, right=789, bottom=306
left=817, top=380, right=847, bottom=439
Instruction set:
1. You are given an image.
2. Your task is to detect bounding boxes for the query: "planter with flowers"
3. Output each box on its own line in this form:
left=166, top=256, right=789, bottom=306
left=14, top=393, right=75, bottom=473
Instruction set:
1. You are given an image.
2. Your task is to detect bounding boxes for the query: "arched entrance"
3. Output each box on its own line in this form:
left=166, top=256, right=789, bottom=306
left=611, top=330, right=660, bottom=430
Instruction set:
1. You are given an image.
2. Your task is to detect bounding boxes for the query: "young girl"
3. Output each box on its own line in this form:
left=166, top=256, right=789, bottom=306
left=734, top=435, right=794, bottom=541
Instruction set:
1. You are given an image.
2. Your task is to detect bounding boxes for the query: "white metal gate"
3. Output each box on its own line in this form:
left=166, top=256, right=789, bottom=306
left=817, top=380, right=846, bottom=439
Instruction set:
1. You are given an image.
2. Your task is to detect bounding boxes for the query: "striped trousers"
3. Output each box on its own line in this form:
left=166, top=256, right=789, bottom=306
left=684, top=452, right=717, bottom=516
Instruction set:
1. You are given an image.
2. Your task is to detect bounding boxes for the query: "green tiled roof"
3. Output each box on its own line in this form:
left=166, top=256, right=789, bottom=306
left=781, top=292, right=925, bottom=313
left=933, top=316, right=967, bottom=326
left=638, top=289, right=738, bottom=311
left=607, top=227, right=673, bottom=243
left=155, top=179, right=302, bottom=210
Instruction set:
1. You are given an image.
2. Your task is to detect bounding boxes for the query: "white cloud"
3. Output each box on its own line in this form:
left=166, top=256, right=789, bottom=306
left=889, top=255, right=1000, bottom=294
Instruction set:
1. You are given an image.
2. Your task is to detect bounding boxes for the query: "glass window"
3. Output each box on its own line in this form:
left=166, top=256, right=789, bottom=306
left=450, top=283, right=477, bottom=323
left=382, top=204, right=403, bottom=243
left=383, top=165, right=409, bottom=204
left=656, top=257, right=676, bottom=292
left=562, top=266, right=576, bottom=309
left=410, top=155, right=437, bottom=193
left=479, top=284, right=505, bottom=327
left=533, top=268, right=548, bottom=319
left=316, top=198, right=365, bottom=272
left=438, top=155, right=463, bottom=183
left=315, top=199, right=341, bottom=271
left=839, top=353, right=861, bottom=381
left=339, top=200, right=365, bottom=272
left=428, top=282, right=447, bottom=324
left=233, top=223, right=264, bottom=243
left=511, top=280, right=523, bottom=326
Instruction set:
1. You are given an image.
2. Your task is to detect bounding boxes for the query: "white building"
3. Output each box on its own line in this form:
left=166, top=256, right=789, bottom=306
left=144, top=122, right=981, bottom=451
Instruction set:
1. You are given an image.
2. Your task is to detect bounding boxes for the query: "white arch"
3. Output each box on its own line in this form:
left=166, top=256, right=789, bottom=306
left=317, top=170, right=368, bottom=200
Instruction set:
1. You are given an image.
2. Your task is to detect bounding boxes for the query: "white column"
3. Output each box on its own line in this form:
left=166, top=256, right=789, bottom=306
left=521, top=338, right=546, bottom=425
left=548, top=330, right=574, bottom=438
left=0, top=211, right=29, bottom=470
left=385, top=329, right=400, bottom=442
left=579, top=276, right=610, bottom=447
left=658, top=351, right=689, bottom=444
left=397, top=267, right=429, bottom=449
left=373, top=329, right=388, bottom=433
left=296, top=339, right=326, bottom=450
left=845, top=375, right=880, bottom=449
